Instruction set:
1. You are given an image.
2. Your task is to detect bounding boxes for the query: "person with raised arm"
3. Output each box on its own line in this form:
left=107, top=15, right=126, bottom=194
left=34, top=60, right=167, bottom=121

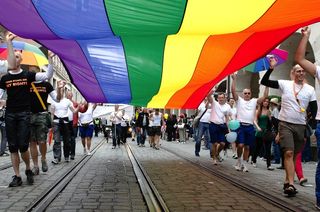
left=261, top=55, right=317, bottom=196
left=295, top=26, right=320, bottom=207
left=0, top=37, right=54, bottom=187
left=231, top=73, right=269, bottom=172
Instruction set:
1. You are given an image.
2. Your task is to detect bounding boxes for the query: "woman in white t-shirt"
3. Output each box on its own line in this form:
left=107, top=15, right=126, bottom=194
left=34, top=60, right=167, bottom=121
left=78, top=102, right=97, bottom=155
left=51, top=95, right=78, bottom=163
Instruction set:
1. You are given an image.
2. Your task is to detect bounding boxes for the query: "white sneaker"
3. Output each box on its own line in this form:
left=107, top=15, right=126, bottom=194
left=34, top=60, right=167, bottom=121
left=252, top=163, right=257, bottom=168
left=267, top=166, right=275, bottom=171
left=242, top=164, right=249, bottom=172
left=213, top=159, right=218, bottom=165
left=234, top=162, right=241, bottom=171
left=87, top=151, right=92, bottom=156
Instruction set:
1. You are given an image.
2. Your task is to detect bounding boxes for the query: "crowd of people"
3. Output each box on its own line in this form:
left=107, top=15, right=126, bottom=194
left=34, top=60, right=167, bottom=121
left=1, top=26, right=320, bottom=209
left=0, top=30, right=100, bottom=187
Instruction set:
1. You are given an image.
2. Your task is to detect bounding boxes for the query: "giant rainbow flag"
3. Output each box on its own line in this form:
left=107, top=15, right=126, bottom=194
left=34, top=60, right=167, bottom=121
left=0, top=0, right=320, bottom=108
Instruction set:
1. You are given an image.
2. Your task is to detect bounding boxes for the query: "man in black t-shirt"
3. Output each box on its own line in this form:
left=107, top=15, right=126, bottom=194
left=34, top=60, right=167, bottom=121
left=29, top=64, right=62, bottom=175
left=0, top=38, right=54, bottom=187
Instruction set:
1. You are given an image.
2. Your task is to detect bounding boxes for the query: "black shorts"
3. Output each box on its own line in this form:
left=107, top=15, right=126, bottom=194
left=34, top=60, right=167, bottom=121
left=6, top=111, right=31, bottom=153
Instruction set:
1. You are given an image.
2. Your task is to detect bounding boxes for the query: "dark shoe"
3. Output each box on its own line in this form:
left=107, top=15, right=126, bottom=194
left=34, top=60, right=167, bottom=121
left=0, top=151, right=9, bottom=157
left=284, top=184, right=297, bottom=196
left=32, top=167, right=40, bottom=175
left=70, top=156, right=75, bottom=160
left=283, top=183, right=289, bottom=190
left=195, top=152, right=200, bottom=157
left=25, top=170, right=34, bottom=185
left=42, top=160, right=48, bottom=172
left=299, top=178, right=308, bottom=186
left=277, top=166, right=284, bottom=170
left=9, top=175, right=22, bottom=187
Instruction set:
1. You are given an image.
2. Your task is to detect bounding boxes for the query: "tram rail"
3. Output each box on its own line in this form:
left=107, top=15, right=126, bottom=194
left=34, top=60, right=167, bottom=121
left=25, top=139, right=105, bottom=212
left=162, top=146, right=305, bottom=212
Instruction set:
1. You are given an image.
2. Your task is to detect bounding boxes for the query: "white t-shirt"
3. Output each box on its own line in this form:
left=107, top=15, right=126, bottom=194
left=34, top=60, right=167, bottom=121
left=278, top=80, right=316, bottom=125
left=152, top=112, right=162, bottom=126
left=315, top=66, right=320, bottom=120
left=110, top=110, right=123, bottom=125
left=52, top=98, right=73, bottom=123
left=210, top=100, right=231, bottom=124
left=0, top=60, right=8, bottom=74
left=236, top=97, right=257, bottom=125
left=79, top=104, right=94, bottom=124
left=67, top=107, right=73, bottom=121
left=120, top=114, right=130, bottom=127
left=197, top=102, right=211, bottom=123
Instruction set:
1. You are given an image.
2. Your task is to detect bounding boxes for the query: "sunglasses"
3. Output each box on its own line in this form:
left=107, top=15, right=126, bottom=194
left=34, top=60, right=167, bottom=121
left=244, top=92, right=251, bottom=95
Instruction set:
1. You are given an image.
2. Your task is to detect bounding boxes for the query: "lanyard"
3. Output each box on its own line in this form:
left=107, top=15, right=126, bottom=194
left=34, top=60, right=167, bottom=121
left=293, top=82, right=305, bottom=112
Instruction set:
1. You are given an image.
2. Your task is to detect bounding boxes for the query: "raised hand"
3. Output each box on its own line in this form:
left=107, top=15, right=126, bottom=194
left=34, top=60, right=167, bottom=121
left=5, top=32, right=16, bottom=42
left=48, top=50, right=55, bottom=64
left=57, top=80, right=66, bottom=89
left=268, top=55, right=278, bottom=69
left=231, top=73, right=237, bottom=80
left=301, top=26, right=311, bottom=38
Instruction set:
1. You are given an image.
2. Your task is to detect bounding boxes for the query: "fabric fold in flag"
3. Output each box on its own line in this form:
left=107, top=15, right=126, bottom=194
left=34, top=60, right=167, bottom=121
left=0, top=0, right=320, bottom=108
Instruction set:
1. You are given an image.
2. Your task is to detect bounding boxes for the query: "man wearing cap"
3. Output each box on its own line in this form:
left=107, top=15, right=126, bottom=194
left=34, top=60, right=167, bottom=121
left=261, top=55, right=317, bottom=196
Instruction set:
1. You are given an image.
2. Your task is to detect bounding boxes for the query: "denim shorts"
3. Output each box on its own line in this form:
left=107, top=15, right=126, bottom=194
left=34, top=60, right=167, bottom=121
left=209, top=123, right=228, bottom=143
left=237, top=124, right=255, bottom=146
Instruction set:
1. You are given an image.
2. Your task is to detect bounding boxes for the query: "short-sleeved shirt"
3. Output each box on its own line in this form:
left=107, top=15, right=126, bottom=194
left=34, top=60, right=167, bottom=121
left=0, top=69, right=36, bottom=113
left=30, top=81, right=54, bottom=113
left=51, top=98, right=72, bottom=120
left=210, top=100, right=231, bottom=124
left=278, top=80, right=316, bottom=125
left=196, top=103, right=210, bottom=123
left=0, top=60, right=8, bottom=74
left=236, top=97, right=257, bottom=125
left=79, top=104, right=94, bottom=124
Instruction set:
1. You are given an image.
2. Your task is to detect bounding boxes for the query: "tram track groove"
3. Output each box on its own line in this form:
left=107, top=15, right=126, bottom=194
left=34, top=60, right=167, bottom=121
left=126, top=143, right=169, bottom=212
left=24, top=138, right=106, bottom=212
left=161, top=146, right=305, bottom=212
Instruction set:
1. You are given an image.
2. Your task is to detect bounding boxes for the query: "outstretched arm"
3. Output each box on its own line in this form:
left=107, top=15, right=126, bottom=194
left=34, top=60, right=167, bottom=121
left=35, top=51, right=55, bottom=81
left=295, top=26, right=317, bottom=76
left=261, top=57, right=279, bottom=89
left=231, top=74, right=238, bottom=101
left=5, top=32, right=17, bottom=70
left=206, top=88, right=215, bottom=104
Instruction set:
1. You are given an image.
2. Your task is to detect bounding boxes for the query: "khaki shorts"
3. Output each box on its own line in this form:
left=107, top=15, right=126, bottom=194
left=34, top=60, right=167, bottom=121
left=30, top=113, right=49, bottom=142
left=279, top=121, right=305, bottom=153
